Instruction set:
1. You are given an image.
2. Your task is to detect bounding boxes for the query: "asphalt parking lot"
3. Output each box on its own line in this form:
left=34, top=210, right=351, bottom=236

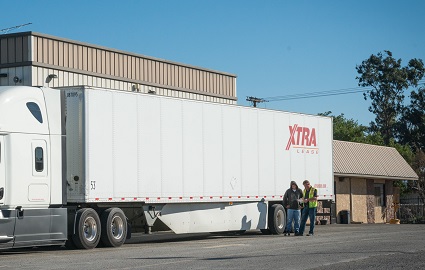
left=1, top=223, right=425, bottom=270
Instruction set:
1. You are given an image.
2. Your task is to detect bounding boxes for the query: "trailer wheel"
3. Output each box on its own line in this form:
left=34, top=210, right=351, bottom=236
left=269, top=204, right=286, bottom=235
left=72, top=208, right=101, bottom=249
left=100, top=208, right=127, bottom=247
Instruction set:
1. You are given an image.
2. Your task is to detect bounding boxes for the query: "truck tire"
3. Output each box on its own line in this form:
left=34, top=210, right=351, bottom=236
left=100, top=208, right=127, bottom=247
left=72, top=208, right=101, bottom=249
left=269, top=204, right=286, bottom=235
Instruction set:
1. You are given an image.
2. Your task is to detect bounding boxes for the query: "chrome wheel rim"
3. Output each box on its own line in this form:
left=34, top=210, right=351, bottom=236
left=111, top=215, right=124, bottom=240
left=84, top=216, right=98, bottom=241
left=276, top=210, right=284, bottom=230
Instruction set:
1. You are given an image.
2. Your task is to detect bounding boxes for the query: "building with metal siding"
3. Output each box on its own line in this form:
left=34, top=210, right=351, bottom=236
left=0, top=32, right=237, bottom=104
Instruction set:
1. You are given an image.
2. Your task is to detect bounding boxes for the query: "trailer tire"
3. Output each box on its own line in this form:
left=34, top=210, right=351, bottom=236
left=100, top=208, right=127, bottom=247
left=269, top=204, right=286, bottom=235
left=72, top=208, right=101, bottom=249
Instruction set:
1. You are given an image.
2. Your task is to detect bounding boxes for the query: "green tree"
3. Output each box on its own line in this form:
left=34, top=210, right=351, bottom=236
left=398, top=86, right=425, bottom=200
left=411, top=149, right=425, bottom=203
left=397, top=87, right=425, bottom=150
left=320, top=111, right=415, bottom=196
left=319, top=111, right=366, bottom=141
left=318, top=111, right=383, bottom=145
left=356, top=51, right=425, bottom=145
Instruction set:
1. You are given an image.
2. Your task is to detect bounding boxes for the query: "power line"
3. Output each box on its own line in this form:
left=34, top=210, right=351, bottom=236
left=0, top=23, right=32, bottom=34
left=261, top=80, right=425, bottom=102
left=263, top=87, right=372, bottom=102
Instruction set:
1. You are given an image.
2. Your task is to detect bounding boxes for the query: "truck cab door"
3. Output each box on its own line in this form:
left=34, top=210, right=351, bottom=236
left=0, top=135, right=15, bottom=249
left=12, top=140, right=54, bottom=248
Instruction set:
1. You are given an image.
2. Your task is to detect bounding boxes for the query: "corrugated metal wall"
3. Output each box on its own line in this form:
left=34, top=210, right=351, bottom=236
left=0, top=34, right=31, bottom=64
left=0, top=34, right=32, bottom=86
left=0, top=32, right=237, bottom=103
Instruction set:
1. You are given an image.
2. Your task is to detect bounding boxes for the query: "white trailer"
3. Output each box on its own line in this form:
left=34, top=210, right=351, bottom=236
left=0, top=85, right=333, bottom=249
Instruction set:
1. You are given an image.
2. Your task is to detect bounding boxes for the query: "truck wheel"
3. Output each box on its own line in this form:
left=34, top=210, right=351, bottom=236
left=100, top=208, right=127, bottom=247
left=72, top=208, right=101, bottom=249
left=269, top=204, right=286, bottom=235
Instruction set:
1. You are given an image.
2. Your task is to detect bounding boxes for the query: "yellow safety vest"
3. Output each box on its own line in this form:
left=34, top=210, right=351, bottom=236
left=303, top=187, right=318, bottom=208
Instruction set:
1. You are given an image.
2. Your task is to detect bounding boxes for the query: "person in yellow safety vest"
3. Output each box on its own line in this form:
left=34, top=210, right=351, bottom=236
left=296, top=180, right=318, bottom=236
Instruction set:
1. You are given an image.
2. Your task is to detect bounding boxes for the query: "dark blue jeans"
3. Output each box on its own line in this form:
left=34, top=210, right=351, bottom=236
left=299, top=207, right=317, bottom=235
left=285, top=209, right=301, bottom=233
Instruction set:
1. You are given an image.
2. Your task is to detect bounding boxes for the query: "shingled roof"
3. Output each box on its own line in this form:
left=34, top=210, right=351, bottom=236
left=333, top=140, right=418, bottom=180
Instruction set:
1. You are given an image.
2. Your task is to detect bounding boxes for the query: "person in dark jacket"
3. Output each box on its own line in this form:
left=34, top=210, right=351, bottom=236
left=282, top=181, right=303, bottom=236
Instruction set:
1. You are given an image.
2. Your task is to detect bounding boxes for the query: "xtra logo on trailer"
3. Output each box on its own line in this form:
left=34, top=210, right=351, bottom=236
left=286, top=124, right=318, bottom=154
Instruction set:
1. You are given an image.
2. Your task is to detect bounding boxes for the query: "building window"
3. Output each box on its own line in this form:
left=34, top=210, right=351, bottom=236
left=35, top=147, right=44, bottom=172
left=374, top=183, right=385, bottom=207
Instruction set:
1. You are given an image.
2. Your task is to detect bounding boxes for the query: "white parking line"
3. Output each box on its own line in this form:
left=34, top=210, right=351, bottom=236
left=203, top=243, right=249, bottom=249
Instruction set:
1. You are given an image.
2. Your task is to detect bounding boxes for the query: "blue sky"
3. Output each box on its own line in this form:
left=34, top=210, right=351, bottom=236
left=2, top=0, right=425, bottom=125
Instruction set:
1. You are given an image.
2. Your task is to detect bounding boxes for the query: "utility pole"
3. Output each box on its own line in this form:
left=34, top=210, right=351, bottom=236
left=246, top=96, right=267, bottom=107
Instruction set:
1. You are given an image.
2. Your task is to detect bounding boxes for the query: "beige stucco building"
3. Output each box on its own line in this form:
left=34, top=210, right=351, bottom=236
left=333, top=140, right=418, bottom=224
